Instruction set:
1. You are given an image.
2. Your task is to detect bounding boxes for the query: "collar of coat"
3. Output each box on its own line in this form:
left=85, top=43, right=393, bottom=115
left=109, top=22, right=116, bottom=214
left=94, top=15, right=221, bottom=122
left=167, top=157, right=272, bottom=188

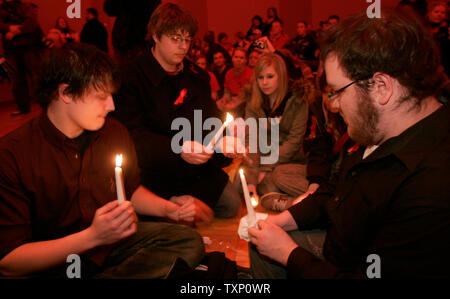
left=353, top=103, right=450, bottom=172
left=142, top=50, right=204, bottom=87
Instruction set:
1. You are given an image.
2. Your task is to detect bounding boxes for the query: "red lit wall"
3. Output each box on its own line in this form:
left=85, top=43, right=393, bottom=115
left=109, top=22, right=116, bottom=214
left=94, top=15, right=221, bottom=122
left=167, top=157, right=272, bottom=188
left=166, top=0, right=401, bottom=42
left=0, top=0, right=419, bottom=103
left=32, top=0, right=115, bottom=54
left=311, top=0, right=400, bottom=28
left=25, top=0, right=404, bottom=52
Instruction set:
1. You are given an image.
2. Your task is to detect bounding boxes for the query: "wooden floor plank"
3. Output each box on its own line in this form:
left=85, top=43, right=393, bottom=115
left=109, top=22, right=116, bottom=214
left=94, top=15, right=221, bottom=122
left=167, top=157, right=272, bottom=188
left=196, top=201, right=250, bottom=268
left=0, top=101, right=42, bottom=137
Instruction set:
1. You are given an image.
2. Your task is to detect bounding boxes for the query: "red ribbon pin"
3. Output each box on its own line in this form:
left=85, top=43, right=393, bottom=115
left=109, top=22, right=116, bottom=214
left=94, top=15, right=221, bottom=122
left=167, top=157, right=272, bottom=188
left=174, top=88, right=187, bottom=106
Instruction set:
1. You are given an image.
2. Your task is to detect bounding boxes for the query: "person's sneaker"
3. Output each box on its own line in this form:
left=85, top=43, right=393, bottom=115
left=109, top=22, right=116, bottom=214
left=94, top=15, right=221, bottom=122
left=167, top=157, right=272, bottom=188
left=260, top=192, right=294, bottom=212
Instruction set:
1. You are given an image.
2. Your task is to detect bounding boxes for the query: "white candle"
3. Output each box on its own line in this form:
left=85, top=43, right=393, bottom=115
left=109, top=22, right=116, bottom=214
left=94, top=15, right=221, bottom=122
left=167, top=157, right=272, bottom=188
left=239, top=169, right=256, bottom=226
left=115, top=154, right=126, bottom=204
left=206, top=113, right=234, bottom=152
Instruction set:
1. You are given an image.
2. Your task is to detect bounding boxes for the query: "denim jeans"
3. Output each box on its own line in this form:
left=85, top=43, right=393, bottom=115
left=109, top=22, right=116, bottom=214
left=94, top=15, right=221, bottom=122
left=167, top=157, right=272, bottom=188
left=258, top=163, right=309, bottom=197
left=215, top=181, right=242, bottom=218
left=94, top=222, right=205, bottom=279
left=11, top=221, right=204, bottom=279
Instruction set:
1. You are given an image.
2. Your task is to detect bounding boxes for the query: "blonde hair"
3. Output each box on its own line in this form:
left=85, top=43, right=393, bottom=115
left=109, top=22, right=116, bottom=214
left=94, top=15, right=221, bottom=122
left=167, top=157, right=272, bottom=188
left=250, top=53, right=288, bottom=112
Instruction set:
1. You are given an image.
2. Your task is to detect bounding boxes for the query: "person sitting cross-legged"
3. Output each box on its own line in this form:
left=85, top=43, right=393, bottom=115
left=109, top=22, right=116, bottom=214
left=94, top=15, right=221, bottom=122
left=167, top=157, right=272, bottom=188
left=248, top=10, right=450, bottom=279
left=0, top=43, right=205, bottom=279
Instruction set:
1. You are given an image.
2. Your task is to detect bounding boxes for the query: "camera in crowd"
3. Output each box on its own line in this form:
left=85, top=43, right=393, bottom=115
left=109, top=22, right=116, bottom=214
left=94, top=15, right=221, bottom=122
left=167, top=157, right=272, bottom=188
left=253, top=41, right=265, bottom=49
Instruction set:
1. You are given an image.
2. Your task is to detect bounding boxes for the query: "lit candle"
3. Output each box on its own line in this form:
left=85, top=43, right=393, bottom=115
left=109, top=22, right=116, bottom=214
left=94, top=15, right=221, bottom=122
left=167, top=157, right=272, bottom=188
left=115, top=154, right=126, bottom=204
left=239, top=169, right=256, bottom=226
left=206, top=113, right=234, bottom=152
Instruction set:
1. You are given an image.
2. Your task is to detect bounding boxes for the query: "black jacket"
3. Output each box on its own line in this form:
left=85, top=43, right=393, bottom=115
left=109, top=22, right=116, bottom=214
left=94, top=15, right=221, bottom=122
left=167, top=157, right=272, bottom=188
left=287, top=103, right=450, bottom=279
left=80, top=18, right=108, bottom=53
left=112, top=51, right=231, bottom=208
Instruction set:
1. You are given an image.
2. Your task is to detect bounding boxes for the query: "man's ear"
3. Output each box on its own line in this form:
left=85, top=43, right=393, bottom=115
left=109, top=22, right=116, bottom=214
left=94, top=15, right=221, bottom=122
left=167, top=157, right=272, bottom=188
left=371, top=72, right=394, bottom=106
left=152, top=33, right=160, bottom=44
left=58, top=84, right=72, bottom=104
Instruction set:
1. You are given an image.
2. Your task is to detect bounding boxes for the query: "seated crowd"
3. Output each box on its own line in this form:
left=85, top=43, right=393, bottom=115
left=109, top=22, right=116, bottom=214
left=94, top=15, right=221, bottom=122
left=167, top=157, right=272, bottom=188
left=0, top=0, right=449, bottom=279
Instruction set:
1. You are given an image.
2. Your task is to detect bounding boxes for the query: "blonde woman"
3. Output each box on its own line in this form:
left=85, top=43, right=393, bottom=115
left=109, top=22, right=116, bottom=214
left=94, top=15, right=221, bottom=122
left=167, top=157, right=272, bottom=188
left=243, top=53, right=313, bottom=212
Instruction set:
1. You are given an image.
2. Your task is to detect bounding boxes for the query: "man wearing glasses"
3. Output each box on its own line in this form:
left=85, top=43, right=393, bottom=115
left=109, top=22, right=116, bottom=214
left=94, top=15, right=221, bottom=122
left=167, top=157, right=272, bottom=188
left=247, top=10, right=450, bottom=279
left=113, top=3, right=242, bottom=221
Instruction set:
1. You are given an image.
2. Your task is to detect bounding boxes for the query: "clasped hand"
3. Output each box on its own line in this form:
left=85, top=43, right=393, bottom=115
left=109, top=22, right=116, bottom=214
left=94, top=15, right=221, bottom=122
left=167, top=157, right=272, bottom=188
left=169, top=195, right=214, bottom=223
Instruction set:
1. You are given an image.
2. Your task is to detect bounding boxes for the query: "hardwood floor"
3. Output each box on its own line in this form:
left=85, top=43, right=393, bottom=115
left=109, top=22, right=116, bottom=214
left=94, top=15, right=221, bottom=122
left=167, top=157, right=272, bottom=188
left=0, top=95, right=253, bottom=269
left=0, top=101, right=42, bottom=135
left=196, top=206, right=250, bottom=268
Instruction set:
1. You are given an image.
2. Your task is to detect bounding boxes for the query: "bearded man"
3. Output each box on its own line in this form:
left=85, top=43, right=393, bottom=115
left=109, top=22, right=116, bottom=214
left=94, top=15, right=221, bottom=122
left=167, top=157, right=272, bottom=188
left=247, top=10, right=450, bottom=279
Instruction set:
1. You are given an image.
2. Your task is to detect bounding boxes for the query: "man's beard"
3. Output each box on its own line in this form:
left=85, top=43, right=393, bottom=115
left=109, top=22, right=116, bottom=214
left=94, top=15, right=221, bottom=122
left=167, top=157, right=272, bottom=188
left=347, top=90, right=380, bottom=146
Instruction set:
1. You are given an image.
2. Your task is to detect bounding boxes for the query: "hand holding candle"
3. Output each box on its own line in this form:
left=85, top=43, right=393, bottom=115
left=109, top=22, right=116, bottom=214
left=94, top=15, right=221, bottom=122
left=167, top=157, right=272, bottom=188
left=206, top=113, right=234, bottom=152
left=239, top=168, right=256, bottom=227
left=115, top=154, right=126, bottom=204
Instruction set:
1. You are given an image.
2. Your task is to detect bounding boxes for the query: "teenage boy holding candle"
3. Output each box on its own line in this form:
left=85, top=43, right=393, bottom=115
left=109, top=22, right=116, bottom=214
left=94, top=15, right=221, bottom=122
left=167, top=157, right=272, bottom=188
left=0, top=43, right=205, bottom=278
left=113, top=3, right=244, bottom=219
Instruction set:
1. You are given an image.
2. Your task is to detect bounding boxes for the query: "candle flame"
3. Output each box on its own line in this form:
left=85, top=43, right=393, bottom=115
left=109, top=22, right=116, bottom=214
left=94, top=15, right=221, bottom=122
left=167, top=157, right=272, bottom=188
left=239, top=168, right=244, bottom=176
left=115, top=154, right=123, bottom=167
left=251, top=196, right=258, bottom=207
left=225, top=113, right=234, bottom=125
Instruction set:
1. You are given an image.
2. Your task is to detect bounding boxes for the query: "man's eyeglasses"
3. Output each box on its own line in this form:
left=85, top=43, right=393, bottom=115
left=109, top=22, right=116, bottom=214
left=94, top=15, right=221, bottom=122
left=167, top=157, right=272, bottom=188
left=326, top=80, right=359, bottom=100
left=167, top=34, right=193, bottom=45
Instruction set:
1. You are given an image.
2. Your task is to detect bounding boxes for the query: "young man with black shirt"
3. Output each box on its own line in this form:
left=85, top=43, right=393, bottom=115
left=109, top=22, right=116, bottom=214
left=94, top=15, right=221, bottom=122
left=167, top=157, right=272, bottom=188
left=113, top=3, right=243, bottom=219
left=0, top=43, right=204, bottom=278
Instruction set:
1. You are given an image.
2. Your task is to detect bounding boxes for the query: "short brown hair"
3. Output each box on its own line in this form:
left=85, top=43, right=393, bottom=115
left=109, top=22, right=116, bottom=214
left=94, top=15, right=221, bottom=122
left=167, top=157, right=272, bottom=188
left=147, top=3, right=198, bottom=40
left=36, top=43, right=118, bottom=109
left=319, top=10, right=442, bottom=105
